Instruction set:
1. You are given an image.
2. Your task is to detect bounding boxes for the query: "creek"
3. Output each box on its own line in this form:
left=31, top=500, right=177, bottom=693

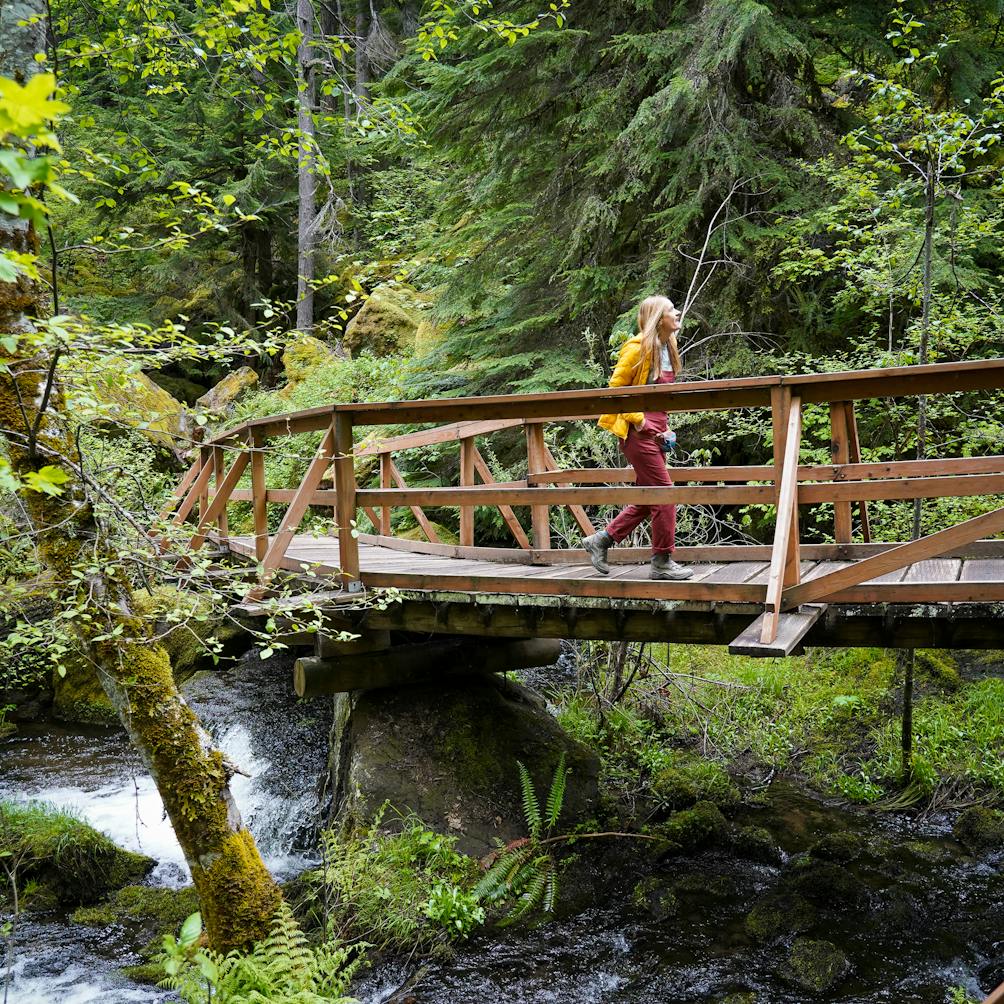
left=2, top=650, right=1003, bottom=1003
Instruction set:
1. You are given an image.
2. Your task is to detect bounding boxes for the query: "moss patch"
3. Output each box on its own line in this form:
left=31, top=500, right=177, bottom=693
left=191, top=828, right=282, bottom=955
left=786, top=937, right=851, bottom=992
left=343, top=283, right=425, bottom=357
left=72, top=883, right=199, bottom=927
left=0, top=800, right=154, bottom=908
left=953, top=806, right=1004, bottom=852
left=745, top=892, right=816, bottom=942
left=655, top=801, right=727, bottom=854
left=51, top=654, right=117, bottom=726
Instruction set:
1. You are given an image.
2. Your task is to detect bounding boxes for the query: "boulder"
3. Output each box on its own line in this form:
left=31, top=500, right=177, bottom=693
left=195, top=366, right=258, bottom=414
left=954, top=806, right=1004, bottom=852
left=343, top=283, right=425, bottom=358
left=786, top=937, right=851, bottom=993
left=52, top=654, right=117, bottom=726
left=282, top=334, right=339, bottom=388
left=0, top=801, right=154, bottom=909
left=745, top=892, right=816, bottom=942
left=84, top=360, right=191, bottom=451
left=329, top=675, right=599, bottom=855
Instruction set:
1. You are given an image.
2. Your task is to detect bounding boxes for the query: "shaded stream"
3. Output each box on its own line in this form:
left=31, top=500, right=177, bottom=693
left=3, top=648, right=1003, bottom=1003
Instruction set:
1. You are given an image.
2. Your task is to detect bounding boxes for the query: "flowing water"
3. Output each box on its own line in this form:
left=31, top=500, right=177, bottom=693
left=1, top=649, right=331, bottom=1003
left=3, top=648, right=1003, bottom=1004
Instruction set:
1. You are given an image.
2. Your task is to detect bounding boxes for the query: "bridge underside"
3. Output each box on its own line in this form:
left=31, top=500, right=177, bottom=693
left=226, top=535, right=1004, bottom=654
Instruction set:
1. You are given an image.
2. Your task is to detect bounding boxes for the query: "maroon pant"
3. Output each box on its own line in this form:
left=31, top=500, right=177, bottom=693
left=605, top=423, right=676, bottom=554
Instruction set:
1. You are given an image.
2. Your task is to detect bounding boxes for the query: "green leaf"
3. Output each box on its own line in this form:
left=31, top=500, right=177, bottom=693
left=179, top=911, right=202, bottom=948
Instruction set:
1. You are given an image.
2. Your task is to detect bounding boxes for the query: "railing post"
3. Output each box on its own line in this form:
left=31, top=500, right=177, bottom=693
left=525, top=422, right=550, bottom=550
left=763, top=389, right=802, bottom=644
left=843, top=401, right=871, bottom=543
left=212, top=445, right=229, bottom=543
left=379, top=452, right=392, bottom=536
left=830, top=401, right=852, bottom=543
left=460, top=436, right=475, bottom=547
left=334, top=411, right=361, bottom=591
left=198, top=445, right=210, bottom=524
left=250, top=428, right=268, bottom=562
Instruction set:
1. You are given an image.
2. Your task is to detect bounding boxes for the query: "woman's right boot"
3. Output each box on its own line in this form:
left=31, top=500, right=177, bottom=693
left=581, top=530, right=613, bottom=575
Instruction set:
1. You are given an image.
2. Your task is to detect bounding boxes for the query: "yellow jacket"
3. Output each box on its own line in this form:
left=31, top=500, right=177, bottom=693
left=597, top=335, right=653, bottom=440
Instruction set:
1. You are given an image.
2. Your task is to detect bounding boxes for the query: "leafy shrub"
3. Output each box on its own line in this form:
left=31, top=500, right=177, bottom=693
left=319, top=808, right=483, bottom=950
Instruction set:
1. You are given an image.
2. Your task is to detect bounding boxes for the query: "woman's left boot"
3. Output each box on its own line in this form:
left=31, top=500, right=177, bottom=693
left=650, top=553, right=694, bottom=580
left=582, top=530, right=613, bottom=574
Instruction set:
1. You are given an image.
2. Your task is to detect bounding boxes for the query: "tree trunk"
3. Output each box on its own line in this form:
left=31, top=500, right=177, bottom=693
left=296, top=0, right=316, bottom=334
left=0, top=8, right=281, bottom=951
left=354, top=5, right=371, bottom=103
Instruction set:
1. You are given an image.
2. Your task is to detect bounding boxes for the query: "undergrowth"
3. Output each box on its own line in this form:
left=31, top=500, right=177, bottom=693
left=558, top=644, right=1004, bottom=808
left=318, top=808, right=483, bottom=951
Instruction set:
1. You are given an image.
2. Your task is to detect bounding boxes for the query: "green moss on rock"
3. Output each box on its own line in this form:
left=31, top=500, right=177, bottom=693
left=791, top=860, right=867, bottom=907
left=195, top=366, right=258, bottom=414
left=631, top=876, right=678, bottom=919
left=786, top=937, right=850, bottom=992
left=745, top=892, right=816, bottom=942
left=0, top=801, right=154, bottom=908
left=656, top=801, right=727, bottom=854
left=343, top=283, right=425, bottom=357
left=51, top=654, right=117, bottom=726
left=953, top=806, right=1004, bottom=852
left=282, top=335, right=339, bottom=388
left=651, top=754, right=739, bottom=813
left=915, top=649, right=961, bottom=690
left=72, top=883, right=199, bottom=927
left=730, top=825, right=781, bottom=865
left=808, top=830, right=862, bottom=863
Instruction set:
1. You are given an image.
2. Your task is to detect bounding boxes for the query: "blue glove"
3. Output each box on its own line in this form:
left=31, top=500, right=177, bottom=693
left=659, top=430, right=677, bottom=454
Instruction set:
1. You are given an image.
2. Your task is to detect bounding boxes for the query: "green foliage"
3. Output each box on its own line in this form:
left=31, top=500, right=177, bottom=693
left=0, top=799, right=153, bottom=907
left=474, top=754, right=568, bottom=924
left=319, top=808, right=483, bottom=951
left=161, top=902, right=362, bottom=1003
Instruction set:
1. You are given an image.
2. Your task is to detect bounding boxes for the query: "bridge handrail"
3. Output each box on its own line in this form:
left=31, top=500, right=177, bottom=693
left=162, top=357, right=1004, bottom=643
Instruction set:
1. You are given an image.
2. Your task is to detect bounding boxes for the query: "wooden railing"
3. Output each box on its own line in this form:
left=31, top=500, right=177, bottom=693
left=160, top=358, right=1004, bottom=643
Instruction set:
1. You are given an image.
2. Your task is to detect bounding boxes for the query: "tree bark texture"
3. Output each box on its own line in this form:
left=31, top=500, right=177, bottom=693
left=296, top=0, right=317, bottom=334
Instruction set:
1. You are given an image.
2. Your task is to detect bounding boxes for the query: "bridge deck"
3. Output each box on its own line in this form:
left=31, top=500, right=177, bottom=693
left=225, top=535, right=1004, bottom=607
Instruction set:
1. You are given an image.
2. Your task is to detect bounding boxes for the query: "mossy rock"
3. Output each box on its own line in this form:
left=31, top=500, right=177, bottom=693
left=786, top=937, right=851, bottom=993
left=915, top=649, right=961, bottom=690
left=343, top=283, right=425, bottom=358
left=282, top=335, right=340, bottom=388
left=720, top=994, right=757, bottom=1004
left=730, top=825, right=782, bottom=865
left=332, top=676, right=599, bottom=855
left=397, top=521, right=460, bottom=547
left=791, top=860, right=867, bottom=908
left=85, top=359, right=190, bottom=451
left=72, top=883, right=199, bottom=928
left=655, top=801, right=727, bottom=855
left=745, top=892, right=816, bottom=942
left=631, top=875, right=678, bottom=919
left=808, top=830, right=862, bottom=863
left=0, top=801, right=154, bottom=908
left=650, top=754, right=739, bottom=813
left=195, top=366, right=259, bottom=414
left=954, top=806, right=1004, bottom=852
left=51, top=654, right=117, bottom=726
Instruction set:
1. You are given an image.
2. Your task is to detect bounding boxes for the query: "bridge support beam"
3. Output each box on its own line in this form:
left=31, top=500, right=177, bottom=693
left=293, top=637, right=561, bottom=698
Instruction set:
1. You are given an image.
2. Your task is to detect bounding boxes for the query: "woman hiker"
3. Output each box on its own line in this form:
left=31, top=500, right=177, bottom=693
left=581, top=295, right=693, bottom=581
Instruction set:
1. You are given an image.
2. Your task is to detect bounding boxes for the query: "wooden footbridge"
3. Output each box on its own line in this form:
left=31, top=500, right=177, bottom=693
left=162, top=359, right=1004, bottom=668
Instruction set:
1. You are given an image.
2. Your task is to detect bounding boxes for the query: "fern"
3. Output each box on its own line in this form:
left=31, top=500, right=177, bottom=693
left=160, top=902, right=363, bottom=1004
left=517, top=760, right=542, bottom=839
left=544, top=753, right=568, bottom=829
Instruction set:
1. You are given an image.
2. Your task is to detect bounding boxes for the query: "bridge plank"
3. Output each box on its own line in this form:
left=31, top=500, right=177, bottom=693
left=702, top=561, right=769, bottom=583
left=960, top=559, right=1004, bottom=581
left=904, top=559, right=962, bottom=583
left=729, top=605, right=826, bottom=658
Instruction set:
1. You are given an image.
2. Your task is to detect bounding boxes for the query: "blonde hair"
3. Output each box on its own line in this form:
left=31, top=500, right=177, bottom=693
left=637, top=295, right=683, bottom=380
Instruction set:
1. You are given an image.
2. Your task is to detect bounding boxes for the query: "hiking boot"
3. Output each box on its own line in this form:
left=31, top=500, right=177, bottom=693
left=581, top=530, right=613, bottom=575
left=650, top=553, right=693, bottom=580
